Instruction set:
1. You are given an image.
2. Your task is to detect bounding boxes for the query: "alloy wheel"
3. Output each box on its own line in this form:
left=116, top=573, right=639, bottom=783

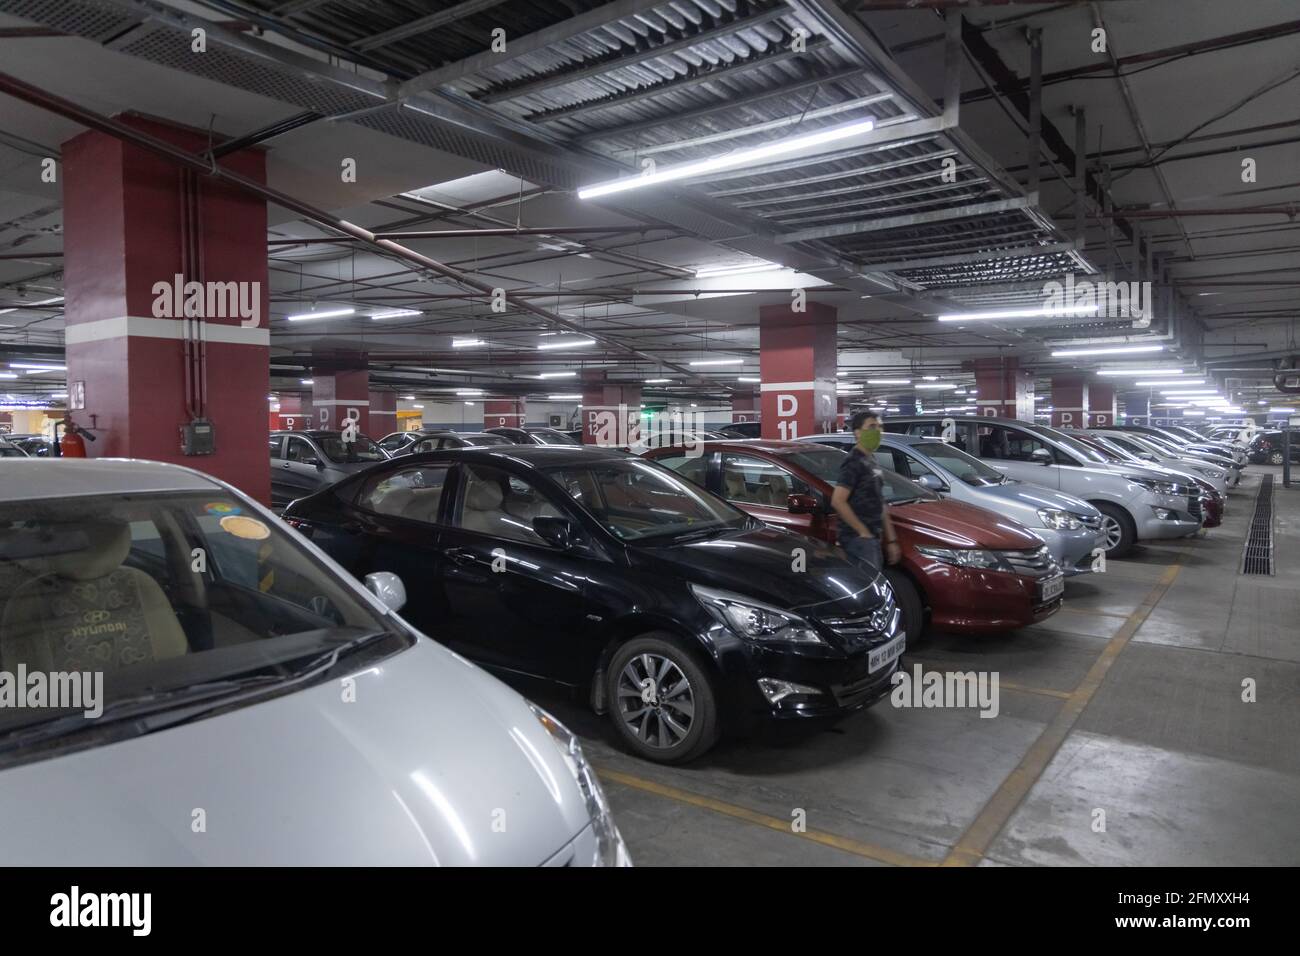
left=1100, top=514, right=1124, bottom=551
left=616, top=653, right=695, bottom=750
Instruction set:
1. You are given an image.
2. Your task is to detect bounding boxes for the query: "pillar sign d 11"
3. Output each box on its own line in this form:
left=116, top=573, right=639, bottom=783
left=777, top=393, right=799, bottom=440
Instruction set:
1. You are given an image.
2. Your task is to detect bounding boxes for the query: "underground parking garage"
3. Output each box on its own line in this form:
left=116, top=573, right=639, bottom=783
left=0, top=0, right=1297, bottom=905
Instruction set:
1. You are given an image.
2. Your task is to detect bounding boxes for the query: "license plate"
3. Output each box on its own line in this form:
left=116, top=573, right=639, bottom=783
left=1039, top=574, right=1065, bottom=603
left=868, top=634, right=906, bottom=674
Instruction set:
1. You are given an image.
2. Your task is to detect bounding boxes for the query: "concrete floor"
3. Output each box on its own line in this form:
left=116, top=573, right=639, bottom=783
left=531, top=465, right=1300, bottom=866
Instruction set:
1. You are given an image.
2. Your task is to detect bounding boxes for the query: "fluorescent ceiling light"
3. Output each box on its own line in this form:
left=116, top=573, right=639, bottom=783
left=689, top=358, right=744, bottom=366
left=0, top=373, right=17, bottom=379
left=23, top=367, right=65, bottom=374
left=537, top=371, right=576, bottom=379
left=538, top=338, right=595, bottom=350
left=1034, top=395, right=1045, bottom=401
left=286, top=307, right=354, bottom=322
left=300, top=379, right=314, bottom=385
left=413, top=404, right=424, bottom=409
left=401, top=395, right=415, bottom=400
left=1135, top=379, right=1202, bottom=387
left=1183, top=411, right=1205, bottom=416
left=578, top=117, right=877, bottom=199
left=456, top=389, right=483, bottom=396
left=1051, top=344, right=1164, bottom=357
left=1097, top=368, right=1182, bottom=376
left=371, top=309, right=421, bottom=320
left=737, top=376, right=760, bottom=383
left=694, top=261, right=785, bottom=279
left=1270, top=407, right=1295, bottom=413
left=452, top=338, right=486, bottom=348
left=10, top=362, right=64, bottom=371
left=548, top=393, right=582, bottom=400
left=464, top=402, right=475, bottom=406
left=938, top=304, right=1098, bottom=322
left=645, top=378, right=671, bottom=383
left=915, top=382, right=956, bottom=390
left=867, top=378, right=911, bottom=385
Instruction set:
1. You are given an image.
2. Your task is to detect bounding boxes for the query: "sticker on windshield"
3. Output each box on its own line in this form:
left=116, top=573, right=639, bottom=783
left=204, top=501, right=242, bottom=516
left=219, top=514, right=270, bottom=540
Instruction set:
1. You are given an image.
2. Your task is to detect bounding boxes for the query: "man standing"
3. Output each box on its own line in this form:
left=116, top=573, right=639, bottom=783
left=830, top=411, right=901, bottom=572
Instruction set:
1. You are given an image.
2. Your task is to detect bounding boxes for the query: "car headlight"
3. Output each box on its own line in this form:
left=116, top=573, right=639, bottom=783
left=1123, top=475, right=1188, bottom=496
left=528, top=703, right=631, bottom=867
left=690, top=584, right=824, bottom=644
left=1037, top=508, right=1083, bottom=530
left=915, top=546, right=1010, bottom=571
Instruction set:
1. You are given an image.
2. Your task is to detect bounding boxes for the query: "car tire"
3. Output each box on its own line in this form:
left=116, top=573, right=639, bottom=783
left=1094, top=502, right=1136, bottom=559
left=1269, top=451, right=1284, bottom=466
left=883, top=567, right=924, bottom=647
left=605, top=633, right=720, bottom=764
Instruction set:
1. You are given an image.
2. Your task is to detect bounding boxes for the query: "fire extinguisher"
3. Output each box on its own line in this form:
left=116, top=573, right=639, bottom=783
left=56, top=417, right=96, bottom=458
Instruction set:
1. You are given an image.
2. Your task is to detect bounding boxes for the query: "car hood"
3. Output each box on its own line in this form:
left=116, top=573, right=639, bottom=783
left=971, top=481, right=1101, bottom=519
left=0, top=639, right=592, bottom=865
left=891, top=497, right=1047, bottom=550
left=632, top=524, right=882, bottom=613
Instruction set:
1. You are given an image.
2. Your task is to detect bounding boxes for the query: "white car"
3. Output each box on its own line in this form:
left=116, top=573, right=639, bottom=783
left=885, top=416, right=1203, bottom=557
left=1087, top=429, right=1230, bottom=495
left=0, top=458, right=629, bottom=866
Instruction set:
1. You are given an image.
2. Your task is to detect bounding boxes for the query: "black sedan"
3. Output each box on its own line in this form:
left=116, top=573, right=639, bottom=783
left=283, top=445, right=904, bottom=763
left=1249, top=430, right=1300, bottom=465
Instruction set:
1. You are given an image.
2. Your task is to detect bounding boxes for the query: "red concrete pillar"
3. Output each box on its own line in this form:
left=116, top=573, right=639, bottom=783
left=759, top=301, right=837, bottom=440
left=731, top=391, right=759, bottom=424
left=269, top=394, right=305, bottom=432
left=1088, top=381, right=1117, bottom=427
left=968, top=358, right=1034, bottom=421
left=1050, top=374, right=1089, bottom=429
left=581, top=377, right=641, bottom=446
left=61, top=115, right=270, bottom=501
left=311, top=367, right=369, bottom=435
left=484, top=397, right=527, bottom=430
left=369, top=390, right=397, bottom=438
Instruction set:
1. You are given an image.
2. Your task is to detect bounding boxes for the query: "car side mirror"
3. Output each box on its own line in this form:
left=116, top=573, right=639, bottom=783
left=364, top=571, right=406, bottom=612
left=533, top=515, right=578, bottom=549
left=1141, top=453, right=1158, bottom=462
left=916, top=474, right=947, bottom=492
left=786, top=493, right=819, bottom=515
left=1031, top=448, right=1053, bottom=465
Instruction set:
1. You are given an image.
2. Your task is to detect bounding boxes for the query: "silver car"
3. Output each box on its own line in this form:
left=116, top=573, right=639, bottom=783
left=802, top=433, right=1105, bottom=575
left=0, top=458, right=629, bottom=866
left=269, top=429, right=390, bottom=508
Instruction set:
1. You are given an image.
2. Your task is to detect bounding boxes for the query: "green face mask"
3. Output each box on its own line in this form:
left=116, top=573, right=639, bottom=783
left=858, top=428, right=881, bottom=452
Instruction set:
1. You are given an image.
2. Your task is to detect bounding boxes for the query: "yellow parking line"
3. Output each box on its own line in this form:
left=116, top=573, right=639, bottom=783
left=999, top=680, right=1072, bottom=700
left=941, top=559, right=1184, bottom=867
left=596, top=766, right=936, bottom=867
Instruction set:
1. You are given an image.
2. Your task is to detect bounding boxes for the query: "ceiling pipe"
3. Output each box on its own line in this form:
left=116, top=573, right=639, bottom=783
left=266, top=226, right=666, bottom=244
left=0, top=70, right=720, bottom=390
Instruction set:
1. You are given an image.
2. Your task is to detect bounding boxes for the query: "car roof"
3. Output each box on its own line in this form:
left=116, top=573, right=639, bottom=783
left=0, top=458, right=224, bottom=500
left=405, top=444, right=627, bottom=467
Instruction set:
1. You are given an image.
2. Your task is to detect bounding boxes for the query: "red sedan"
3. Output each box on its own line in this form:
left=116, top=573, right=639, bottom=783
left=645, top=440, right=1063, bottom=641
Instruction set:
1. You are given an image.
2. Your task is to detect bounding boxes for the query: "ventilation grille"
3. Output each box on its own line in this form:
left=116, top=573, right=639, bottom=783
left=0, top=0, right=135, bottom=43
left=1242, top=475, right=1274, bottom=575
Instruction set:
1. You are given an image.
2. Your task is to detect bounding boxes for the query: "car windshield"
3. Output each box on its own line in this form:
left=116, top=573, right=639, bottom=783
left=547, top=458, right=746, bottom=541
left=317, top=434, right=387, bottom=462
left=530, top=429, right=579, bottom=446
left=776, top=447, right=853, bottom=484
left=879, top=466, right=940, bottom=504
left=0, top=491, right=400, bottom=748
left=1025, top=424, right=1109, bottom=464
left=908, top=440, right=1006, bottom=486
left=1134, top=433, right=1182, bottom=456
left=1088, top=434, right=1144, bottom=463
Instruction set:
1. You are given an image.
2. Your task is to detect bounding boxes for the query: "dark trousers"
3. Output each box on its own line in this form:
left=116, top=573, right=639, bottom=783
left=842, top=535, right=882, bottom=574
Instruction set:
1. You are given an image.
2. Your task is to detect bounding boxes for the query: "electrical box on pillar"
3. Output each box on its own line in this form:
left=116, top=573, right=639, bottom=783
left=180, top=417, right=215, bottom=455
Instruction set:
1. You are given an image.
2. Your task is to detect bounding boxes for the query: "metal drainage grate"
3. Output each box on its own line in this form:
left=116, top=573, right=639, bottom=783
left=1242, top=475, right=1275, bottom=575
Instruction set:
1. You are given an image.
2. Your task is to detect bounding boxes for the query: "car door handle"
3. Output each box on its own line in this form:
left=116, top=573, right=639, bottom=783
left=445, top=548, right=477, bottom=566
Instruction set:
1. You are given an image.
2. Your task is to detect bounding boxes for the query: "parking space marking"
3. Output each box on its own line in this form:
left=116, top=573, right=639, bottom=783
left=596, top=766, right=937, bottom=867
left=941, top=559, right=1185, bottom=867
